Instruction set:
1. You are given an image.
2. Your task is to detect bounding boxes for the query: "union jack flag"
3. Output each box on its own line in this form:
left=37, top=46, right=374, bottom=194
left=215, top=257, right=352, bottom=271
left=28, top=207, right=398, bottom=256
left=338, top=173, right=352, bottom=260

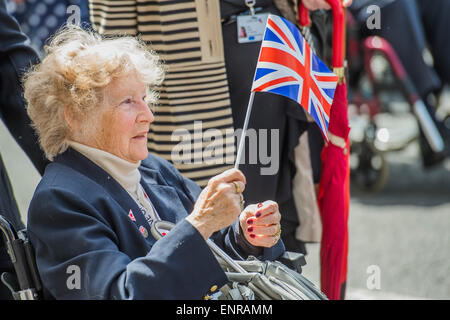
left=251, top=14, right=339, bottom=140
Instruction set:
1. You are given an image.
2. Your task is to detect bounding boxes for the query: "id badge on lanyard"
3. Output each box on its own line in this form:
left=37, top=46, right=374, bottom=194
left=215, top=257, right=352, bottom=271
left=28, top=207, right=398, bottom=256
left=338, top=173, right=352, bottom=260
left=237, top=0, right=269, bottom=43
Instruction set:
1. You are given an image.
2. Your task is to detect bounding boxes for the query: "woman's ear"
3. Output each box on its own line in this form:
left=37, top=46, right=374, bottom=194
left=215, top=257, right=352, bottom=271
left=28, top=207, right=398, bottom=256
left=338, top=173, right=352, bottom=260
left=64, top=105, right=78, bottom=130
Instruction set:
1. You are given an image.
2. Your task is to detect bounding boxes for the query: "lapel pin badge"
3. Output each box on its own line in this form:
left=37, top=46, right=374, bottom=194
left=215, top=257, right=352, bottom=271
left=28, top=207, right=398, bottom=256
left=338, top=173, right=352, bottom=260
left=128, top=209, right=136, bottom=222
left=139, top=226, right=149, bottom=238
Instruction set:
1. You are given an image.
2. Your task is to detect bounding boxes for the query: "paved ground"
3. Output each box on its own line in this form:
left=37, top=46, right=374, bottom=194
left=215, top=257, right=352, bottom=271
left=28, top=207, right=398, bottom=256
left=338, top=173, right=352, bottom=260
left=1, top=103, right=449, bottom=300
left=302, top=184, right=450, bottom=300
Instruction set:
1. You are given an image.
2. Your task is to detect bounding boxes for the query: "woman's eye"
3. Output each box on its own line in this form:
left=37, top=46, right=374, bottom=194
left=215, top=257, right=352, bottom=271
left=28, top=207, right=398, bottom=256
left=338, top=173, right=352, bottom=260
left=121, top=98, right=133, bottom=105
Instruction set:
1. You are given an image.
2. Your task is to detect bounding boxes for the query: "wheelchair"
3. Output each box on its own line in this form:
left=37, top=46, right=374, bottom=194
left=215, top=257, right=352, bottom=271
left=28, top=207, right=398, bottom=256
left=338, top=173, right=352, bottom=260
left=0, top=215, right=42, bottom=300
left=346, top=11, right=448, bottom=193
left=1, top=214, right=314, bottom=300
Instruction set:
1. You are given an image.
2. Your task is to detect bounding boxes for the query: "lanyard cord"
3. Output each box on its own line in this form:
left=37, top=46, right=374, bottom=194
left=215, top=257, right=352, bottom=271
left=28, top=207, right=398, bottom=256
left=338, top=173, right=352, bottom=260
left=245, top=0, right=256, bottom=15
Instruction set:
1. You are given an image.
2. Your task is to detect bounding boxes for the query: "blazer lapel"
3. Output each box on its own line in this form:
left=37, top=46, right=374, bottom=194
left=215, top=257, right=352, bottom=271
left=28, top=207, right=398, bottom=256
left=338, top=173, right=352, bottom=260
left=139, top=166, right=190, bottom=224
left=55, top=149, right=155, bottom=239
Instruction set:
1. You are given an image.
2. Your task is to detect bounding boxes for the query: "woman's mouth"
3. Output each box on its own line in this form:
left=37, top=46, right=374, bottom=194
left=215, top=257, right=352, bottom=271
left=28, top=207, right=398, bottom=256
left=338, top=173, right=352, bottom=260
left=133, top=132, right=148, bottom=140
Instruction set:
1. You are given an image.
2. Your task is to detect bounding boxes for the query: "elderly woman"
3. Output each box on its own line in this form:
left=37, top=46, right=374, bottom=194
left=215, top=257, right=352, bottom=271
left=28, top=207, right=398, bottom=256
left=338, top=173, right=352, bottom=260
left=23, top=26, right=284, bottom=300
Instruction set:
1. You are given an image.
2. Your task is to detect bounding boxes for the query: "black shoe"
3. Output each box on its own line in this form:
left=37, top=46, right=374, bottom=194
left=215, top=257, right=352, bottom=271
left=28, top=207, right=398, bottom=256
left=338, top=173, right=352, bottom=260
left=419, top=130, right=446, bottom=168
left=418, top=100, right=450, bottom=167
left=443, top=115, right=450, bottom=158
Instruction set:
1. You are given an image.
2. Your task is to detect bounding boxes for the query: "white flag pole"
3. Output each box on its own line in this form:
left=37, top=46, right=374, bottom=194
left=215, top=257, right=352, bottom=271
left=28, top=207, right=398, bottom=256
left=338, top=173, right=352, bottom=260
left=234, top=14, right=272, bottom=170
left=234, top=91, right=255, bottom=169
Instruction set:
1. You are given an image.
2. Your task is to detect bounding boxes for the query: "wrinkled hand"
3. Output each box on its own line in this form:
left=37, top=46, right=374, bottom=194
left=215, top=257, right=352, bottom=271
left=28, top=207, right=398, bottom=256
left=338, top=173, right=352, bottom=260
left=239, top=201, right=281, bottom=248
left=302, top=0, right=353, bottom=11
left=186, top=169, right=246, bottom=240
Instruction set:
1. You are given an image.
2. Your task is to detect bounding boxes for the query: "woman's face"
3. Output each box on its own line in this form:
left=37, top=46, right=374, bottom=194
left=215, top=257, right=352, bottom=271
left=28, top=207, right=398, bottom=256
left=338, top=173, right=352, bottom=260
left=89, top=73, right=154, bottom=163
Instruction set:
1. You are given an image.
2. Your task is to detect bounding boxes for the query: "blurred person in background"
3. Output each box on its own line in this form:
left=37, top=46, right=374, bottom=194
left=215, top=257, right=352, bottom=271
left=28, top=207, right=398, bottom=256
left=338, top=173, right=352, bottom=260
left=6, top=0, right=90, bottom=57
left=0, top=0, right=48, bottom=299
left=350, top=0, right=450, bottom=167
left=219, top=0, right=350, bottom=253
left=220, top=0, right=313, bottom=254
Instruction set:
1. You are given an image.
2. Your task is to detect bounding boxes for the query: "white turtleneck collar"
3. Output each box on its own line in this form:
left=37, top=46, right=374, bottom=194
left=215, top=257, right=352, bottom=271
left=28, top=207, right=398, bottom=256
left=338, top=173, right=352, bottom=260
left=67, top=141, right=141, bottom=197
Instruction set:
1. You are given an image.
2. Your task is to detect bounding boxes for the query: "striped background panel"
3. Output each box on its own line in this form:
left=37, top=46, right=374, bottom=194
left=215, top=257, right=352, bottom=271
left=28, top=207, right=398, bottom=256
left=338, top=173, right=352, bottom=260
left=89, top=0, right=236, bottom=186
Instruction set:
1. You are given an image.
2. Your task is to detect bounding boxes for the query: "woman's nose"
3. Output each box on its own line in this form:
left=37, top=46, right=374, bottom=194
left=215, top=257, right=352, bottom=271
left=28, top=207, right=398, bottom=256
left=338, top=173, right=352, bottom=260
left=137, top=100, right=154, bottom=123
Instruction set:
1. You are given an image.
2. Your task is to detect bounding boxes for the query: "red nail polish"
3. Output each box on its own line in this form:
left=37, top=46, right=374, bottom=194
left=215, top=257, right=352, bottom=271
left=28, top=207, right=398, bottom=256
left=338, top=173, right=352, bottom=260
left=247, top=219, right=253, bottom=225
left=247, top=227, right=253, bottom=233
left=249, top=234, right=256, bottom=239
left=255, top=211, right=261, bottom=218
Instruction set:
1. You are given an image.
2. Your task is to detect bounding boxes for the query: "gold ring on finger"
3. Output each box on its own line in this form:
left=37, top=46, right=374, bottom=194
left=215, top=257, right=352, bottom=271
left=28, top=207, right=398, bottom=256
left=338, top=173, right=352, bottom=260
left=232, top=181, right=241, bottom=194
left=274, top=225, right=282, bottom=238
left=239, top=194, right=245, bottom=211
left=273, top=228, right=281, bottom=245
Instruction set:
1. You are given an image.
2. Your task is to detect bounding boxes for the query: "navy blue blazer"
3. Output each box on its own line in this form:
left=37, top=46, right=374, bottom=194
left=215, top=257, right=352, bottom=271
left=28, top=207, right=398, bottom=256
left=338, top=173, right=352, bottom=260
left=27, top=148, right=284, bottom=300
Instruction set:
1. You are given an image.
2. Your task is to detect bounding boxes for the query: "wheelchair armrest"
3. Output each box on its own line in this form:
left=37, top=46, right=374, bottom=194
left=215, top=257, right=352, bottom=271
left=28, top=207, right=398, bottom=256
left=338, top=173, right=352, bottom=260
left=278, top=251, right=307, bottom=274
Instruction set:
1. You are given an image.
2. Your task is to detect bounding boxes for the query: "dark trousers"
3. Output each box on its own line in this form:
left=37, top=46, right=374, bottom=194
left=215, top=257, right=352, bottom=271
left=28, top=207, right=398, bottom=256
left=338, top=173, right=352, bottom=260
left=352, top=0, right=450, bottom=99
left=350, top=0, right=450, bottom=164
